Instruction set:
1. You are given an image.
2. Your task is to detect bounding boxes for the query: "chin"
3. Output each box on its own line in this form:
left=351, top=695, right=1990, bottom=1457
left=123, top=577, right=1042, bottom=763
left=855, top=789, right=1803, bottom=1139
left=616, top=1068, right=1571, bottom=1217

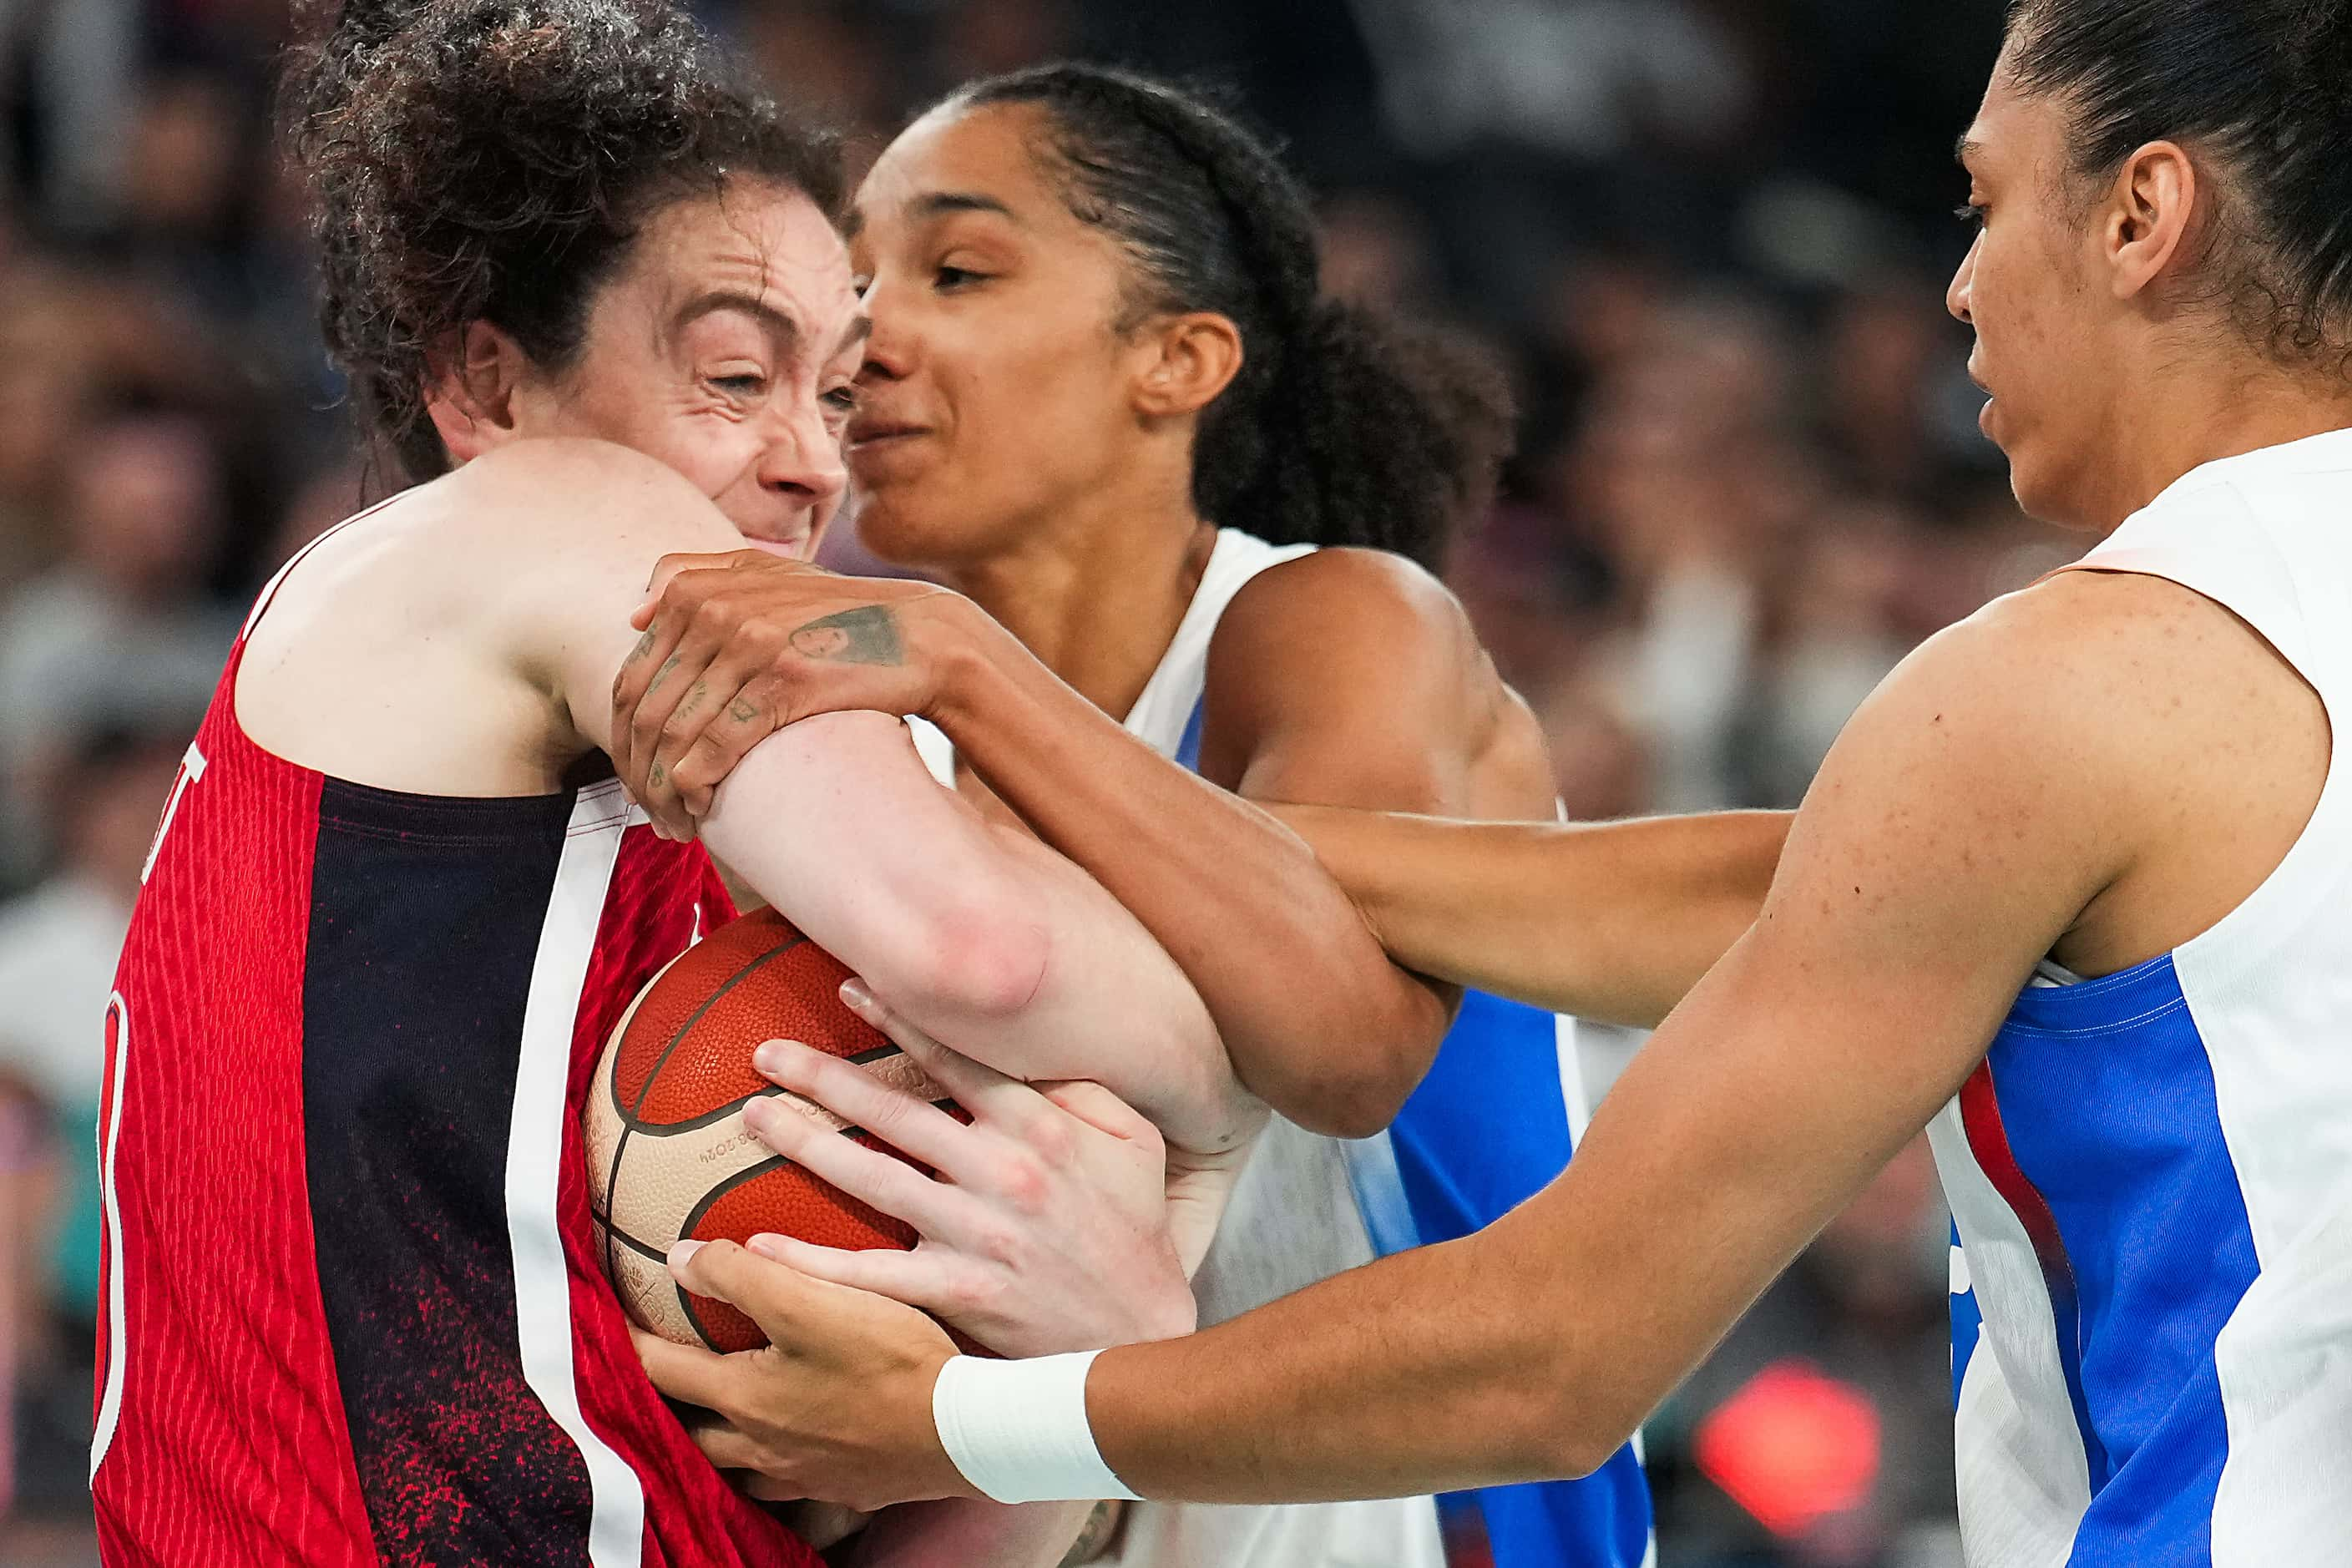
left=853, top=489, right=1007, bottom=573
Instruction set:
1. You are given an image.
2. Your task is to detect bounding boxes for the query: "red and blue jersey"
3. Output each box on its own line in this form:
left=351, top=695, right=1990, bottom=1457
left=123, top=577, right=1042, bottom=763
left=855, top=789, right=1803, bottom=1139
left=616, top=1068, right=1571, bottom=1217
left=94, top=530, right=818, bottom=1567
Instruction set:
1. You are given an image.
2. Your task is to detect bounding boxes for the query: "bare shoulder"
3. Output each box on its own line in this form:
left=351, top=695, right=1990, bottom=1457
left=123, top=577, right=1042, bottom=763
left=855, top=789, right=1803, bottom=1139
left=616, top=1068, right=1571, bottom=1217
left=236, top=440, right=741, bottom=793
left=1203, top=547, right=1538, bottom=805
left=1207, top=549, right=1487, bottom=731
left=431, top=438, right=737, bottom=574
left=1775, top=565, right=2326, bottom=969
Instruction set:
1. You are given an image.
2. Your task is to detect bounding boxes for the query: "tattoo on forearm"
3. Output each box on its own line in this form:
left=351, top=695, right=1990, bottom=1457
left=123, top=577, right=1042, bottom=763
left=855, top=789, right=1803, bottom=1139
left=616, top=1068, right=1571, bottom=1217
left=787, top=605, right=903, bottom=666
left=1059, top=1501, right=1122, bottom=1566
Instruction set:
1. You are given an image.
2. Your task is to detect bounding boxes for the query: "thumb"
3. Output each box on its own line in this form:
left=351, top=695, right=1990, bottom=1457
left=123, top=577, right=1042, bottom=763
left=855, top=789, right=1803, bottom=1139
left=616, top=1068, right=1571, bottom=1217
left=669, top=1237, right=937, bottom=1352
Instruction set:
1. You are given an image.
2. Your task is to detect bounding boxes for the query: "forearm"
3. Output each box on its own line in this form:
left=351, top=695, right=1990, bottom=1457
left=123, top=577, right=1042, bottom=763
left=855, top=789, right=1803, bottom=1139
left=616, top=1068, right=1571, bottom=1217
left=930, top=610, right=1449, bottom=1136
left=1088, top=1222, right=1595, bottom=1503
left=702, top=713, right=1248, bottom=1154
left=1282, top=807, right=1791, bottom=1027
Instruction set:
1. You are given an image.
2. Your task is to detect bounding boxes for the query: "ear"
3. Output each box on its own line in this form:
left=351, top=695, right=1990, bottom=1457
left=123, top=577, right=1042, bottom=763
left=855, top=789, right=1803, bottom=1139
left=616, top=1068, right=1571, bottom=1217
left=2103, top=139, right=2198, bottom=303
left=422, top=320, right=532, bottom=464
left=1131, top=311, right=1245, bottom=420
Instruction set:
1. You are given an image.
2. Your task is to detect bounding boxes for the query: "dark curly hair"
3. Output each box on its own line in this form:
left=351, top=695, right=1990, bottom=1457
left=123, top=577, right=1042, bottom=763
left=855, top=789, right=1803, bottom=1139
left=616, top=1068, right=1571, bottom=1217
left=942, top=63, right=1515, bottom=573
left=2006, top=0, right=2352, bottom=367
left=281, top=0, right=844, bottom=483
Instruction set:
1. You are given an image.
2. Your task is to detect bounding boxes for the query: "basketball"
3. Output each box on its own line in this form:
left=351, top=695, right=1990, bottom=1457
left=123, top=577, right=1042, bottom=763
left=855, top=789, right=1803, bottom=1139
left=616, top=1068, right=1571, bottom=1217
left=585, top=907, right=951, bottom=1352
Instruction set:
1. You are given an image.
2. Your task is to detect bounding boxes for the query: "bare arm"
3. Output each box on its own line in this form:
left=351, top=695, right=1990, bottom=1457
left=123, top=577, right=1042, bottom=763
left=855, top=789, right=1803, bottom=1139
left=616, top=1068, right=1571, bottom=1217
left=633, top=584, right=2170, bottom=1509
left=494, top=443, right=1252, bottom=1157
left=613, top=548, right=1524, bottom=1136
left=1271, top=806, right=1792, bottom=1027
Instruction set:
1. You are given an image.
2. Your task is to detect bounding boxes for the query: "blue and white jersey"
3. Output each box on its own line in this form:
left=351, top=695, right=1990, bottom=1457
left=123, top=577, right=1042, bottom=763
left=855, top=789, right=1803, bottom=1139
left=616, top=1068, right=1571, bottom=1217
left=1933, top=429, right=2352, bottom=1567
left=1060, top=529, right=1651, bottom=1568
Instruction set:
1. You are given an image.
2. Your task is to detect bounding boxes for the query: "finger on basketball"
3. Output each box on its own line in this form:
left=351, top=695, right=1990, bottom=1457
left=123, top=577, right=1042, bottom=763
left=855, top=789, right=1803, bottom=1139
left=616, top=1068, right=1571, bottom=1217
left=630, top=1319, right=738, bottom=1415
left=665, top=1236, right=837, bottom=1350
left=746, top=1232, right=952, bottom=1313
left=746, top=1039, right=973, bottom=1171
left=738, top=1093, right=964, bottom=1236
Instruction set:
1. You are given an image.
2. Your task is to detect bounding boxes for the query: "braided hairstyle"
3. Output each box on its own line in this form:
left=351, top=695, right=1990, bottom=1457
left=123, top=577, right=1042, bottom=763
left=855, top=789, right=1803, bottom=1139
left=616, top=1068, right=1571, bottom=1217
left=2007, top=0, right=2352, bottom=367
left=280, top=1, right=842, bottom=483
left=945, top=63, right=1512, bottom=573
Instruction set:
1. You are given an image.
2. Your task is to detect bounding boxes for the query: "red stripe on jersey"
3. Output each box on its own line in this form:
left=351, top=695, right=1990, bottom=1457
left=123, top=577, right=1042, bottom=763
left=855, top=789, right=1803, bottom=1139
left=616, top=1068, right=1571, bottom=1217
left=98, top=525, right=815, bottom=1567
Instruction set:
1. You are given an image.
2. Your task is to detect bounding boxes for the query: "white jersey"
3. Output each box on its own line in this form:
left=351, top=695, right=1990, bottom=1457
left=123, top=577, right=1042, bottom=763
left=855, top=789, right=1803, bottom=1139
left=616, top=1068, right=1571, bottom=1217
left=1934, top=427, right=2352, bottom=1566
left=915, top=529, right=1653, bottom=1568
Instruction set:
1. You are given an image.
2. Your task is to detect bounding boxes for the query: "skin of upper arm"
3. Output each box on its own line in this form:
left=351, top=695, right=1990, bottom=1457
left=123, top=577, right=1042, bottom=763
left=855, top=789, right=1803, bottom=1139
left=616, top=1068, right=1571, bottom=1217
left=1197, top=549, right=1518, bottom=817
left=453, top=438, right=752, bottom=758
left=461, top=440, right=1243, bottom=1147
left=701, top=711, right=1248, bottom=1153
left=1469, top=594, right=2145, bottom=1458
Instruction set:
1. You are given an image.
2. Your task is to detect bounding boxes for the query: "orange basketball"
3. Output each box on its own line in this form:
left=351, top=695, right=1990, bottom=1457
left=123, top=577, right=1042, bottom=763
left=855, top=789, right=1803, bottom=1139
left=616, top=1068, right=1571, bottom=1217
left=584, top=907, right=950, bottom=1352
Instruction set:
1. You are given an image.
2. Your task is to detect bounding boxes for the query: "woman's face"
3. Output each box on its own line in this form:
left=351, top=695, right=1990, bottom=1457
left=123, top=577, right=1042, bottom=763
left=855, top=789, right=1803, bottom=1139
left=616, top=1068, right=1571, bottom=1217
left=508, top=180, right=867, bottom=559
left=1947, top=56, right=2132, bottom=530
left=845, top=102, right=1165, bottom=570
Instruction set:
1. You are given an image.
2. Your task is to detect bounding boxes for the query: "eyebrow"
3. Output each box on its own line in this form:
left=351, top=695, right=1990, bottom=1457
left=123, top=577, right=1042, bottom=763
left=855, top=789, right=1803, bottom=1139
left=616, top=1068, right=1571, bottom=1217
left=674, top=290, right=802, bottom=354
left=1955, top=134, right=1985, bottom=166
left=673, top=291, right=873, bottom=362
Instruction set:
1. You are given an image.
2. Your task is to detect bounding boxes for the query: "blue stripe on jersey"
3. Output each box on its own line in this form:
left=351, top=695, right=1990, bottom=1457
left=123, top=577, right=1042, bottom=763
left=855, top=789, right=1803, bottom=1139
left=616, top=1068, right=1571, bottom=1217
left=1176, top=694, right=1650, bottom=1566
left=1378, top=990, right=1652, bottom=1568
left=1950, top=1222, right=1981, bottom=1409
left=1985, top=954, right=2259, bottom=1566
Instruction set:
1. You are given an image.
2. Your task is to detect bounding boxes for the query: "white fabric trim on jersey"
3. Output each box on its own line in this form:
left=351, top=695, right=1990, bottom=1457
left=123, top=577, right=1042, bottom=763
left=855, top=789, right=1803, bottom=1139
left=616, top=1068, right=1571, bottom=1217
left=506, top=778, right=647, bottom=1568
left=1121, top=531, right=1316, bottom=751
left=1926, top=1097, right=2093, bottom=1565
left=2063, top=438, right=2352, bottom=1563
left=237, top=495, right=406, bottom=640
left=89, top=992, right=132, bottom=1483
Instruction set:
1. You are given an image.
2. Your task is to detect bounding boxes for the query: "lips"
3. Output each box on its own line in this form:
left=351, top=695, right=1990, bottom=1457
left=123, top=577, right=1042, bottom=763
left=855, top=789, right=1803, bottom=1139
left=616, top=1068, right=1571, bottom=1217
left=848, top=418, right=929, bottom=448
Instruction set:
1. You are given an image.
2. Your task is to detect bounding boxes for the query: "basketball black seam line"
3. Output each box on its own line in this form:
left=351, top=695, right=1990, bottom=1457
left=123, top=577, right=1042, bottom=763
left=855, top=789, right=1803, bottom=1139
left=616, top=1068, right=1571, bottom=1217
left=609, top=1061, right=959, bottom=1141
left=600, top=933, right=806, bottom=1283
left=675, top=1151, right=791, bottom=1351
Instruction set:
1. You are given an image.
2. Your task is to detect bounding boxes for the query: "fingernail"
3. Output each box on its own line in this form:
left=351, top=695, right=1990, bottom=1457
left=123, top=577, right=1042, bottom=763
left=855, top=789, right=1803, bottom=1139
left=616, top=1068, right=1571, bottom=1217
left=667, top=1238, right=704, bottom=1271
left=753, top=1039, right=787, bottom=1075
left=839, top=979, right=873, bottom=1013
left=746, top=1233, right=785, bottom=1261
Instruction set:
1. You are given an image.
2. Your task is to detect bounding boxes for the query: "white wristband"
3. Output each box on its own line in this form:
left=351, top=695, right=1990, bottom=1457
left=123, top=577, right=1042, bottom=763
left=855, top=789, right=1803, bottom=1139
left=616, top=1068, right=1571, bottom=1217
left=932, top=1351, right=1143, bottom=1505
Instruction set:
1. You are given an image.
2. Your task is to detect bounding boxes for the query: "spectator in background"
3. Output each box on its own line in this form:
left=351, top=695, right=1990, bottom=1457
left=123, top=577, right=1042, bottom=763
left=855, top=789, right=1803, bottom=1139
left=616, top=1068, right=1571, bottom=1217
left=0, top=0, right=141, bottom=225
left=0, top=412, right=234, bottom=878
left=0, top=716, right=189, bottom=1524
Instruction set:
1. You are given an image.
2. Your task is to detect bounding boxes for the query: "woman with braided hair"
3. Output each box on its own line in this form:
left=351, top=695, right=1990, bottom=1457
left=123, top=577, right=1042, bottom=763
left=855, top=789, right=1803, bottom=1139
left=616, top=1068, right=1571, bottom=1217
left=97, top=7, right=1284, bottom=1565
left=618, top=62, right=1775, bottom=1568
left=635, top=6, right=2352, bottom=1565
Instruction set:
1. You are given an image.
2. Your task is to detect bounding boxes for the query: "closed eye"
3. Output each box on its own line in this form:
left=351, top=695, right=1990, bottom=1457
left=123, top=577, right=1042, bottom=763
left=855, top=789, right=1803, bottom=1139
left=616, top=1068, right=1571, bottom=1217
left=935, top=265, right=987, bottom=291
left=710, top=374, right=767, bottom=397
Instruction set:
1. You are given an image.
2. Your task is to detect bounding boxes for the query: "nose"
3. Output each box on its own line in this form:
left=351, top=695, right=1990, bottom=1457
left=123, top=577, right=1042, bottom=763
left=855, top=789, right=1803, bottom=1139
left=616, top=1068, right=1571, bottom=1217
left=1946, top=235, right=1978, bottom=326
left=856, top=286, right=913, bottom=385
left=757, top=392, right=848, bottom=508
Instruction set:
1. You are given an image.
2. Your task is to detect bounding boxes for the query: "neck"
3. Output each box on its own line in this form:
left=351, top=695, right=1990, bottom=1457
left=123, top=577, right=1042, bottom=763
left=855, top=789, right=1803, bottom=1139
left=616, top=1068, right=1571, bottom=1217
left=943, top=490, right=1221, bottom=721
left=2088, top=357, right=2352, bottom=526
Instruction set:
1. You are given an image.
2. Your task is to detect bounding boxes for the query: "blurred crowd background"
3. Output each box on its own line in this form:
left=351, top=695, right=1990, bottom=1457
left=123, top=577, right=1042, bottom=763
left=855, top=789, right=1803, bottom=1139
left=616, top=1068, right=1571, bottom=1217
left=0, top=2, right=2077, bottom=1563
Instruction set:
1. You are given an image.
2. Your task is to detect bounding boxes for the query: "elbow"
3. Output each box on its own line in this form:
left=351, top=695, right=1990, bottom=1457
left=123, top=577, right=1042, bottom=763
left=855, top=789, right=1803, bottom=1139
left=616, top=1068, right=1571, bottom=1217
left=879, top=895, right=1050, bottom=1025
left=1292, top=1075, right=1413, bottom=1141
left=1257, top=1032, right=1431, bottom=1141
left=1518, top=1387, right=1641, bottom=1485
